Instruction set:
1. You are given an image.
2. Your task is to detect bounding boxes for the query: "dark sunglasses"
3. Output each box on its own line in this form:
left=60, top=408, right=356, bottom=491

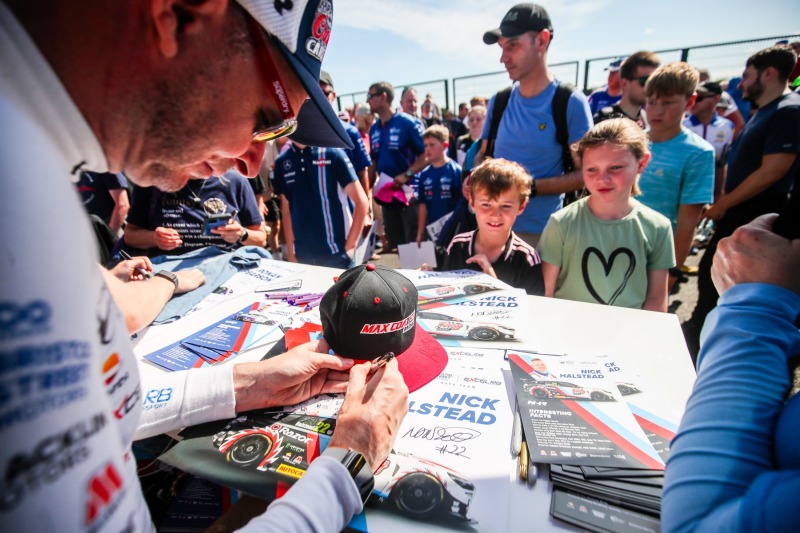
left=245, top=16, right=298, bottom=143
left=632, top=75, right=649, bottom=86
left=366, top=92, right=382, bottom=100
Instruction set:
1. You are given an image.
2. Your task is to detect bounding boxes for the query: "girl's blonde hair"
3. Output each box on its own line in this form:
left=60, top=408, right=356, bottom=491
left=573, top=118, right=649, bottom=196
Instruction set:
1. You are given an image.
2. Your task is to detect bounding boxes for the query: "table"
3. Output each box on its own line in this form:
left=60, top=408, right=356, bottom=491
left=133, top=260, right=696, bottom=531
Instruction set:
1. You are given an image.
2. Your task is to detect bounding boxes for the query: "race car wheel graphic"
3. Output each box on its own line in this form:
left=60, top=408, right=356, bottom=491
left=463, top=284, right=485, bottom=295
left=227, top=435, right=273, bottom=467
left=532, top=388, right=549, bottom=398
left=392, top=472, right=445, bottom=518
left=590, top=391, right=609, bottom=401
left=468, top=327, right=500, bottom=341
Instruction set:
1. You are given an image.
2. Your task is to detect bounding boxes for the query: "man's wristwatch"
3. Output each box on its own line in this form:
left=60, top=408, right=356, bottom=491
left=154, top=270, right=179, bottom=291
left=239, top=229, right=249, bottom=244
left=322, top=447, right=374, bottom=505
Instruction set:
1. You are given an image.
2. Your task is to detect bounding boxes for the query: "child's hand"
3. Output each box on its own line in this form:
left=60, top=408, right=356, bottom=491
left=466, top=254, right=497, bottom=278
left=419, top=263, right=433, bottom=271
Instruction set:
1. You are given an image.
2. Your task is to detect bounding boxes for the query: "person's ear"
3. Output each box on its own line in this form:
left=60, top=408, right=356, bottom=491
left=537, top=29, right=551, bottom=51
left=637, top=152, right=651, bottom=174
left=685, top=93, right=697, bottom=112
left=151, top=0, right=228, bottom=58
left=518, top=198, right=529, bottom=214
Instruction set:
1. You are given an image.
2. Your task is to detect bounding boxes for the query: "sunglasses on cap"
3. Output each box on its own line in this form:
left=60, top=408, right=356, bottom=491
left=245, top=16, right=298, bottom=143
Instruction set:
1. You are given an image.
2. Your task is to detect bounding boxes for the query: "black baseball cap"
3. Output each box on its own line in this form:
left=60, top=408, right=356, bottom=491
left=320, top=264, right=448, bottom=392
left=696, top=81, right=723, bottom=96
left=483, top=3, right=554, bottom=45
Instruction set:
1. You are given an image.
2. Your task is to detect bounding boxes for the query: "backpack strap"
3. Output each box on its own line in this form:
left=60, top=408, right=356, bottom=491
left=485, top=86, right=512, bottom=159
left=552, top=82, right=576, bottom=174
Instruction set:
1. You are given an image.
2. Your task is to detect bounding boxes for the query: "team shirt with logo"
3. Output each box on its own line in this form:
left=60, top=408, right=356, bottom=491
left=417, top=160, right=463, bottom=224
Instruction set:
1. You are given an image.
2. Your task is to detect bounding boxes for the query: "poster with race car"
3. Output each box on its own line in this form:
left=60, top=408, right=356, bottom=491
left=507, top=351, right=665, bottom=470
left=159, top=347, right=516, bottom=532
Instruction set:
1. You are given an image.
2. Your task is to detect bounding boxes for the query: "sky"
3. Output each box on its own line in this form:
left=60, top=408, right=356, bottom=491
left=321, top=0, right=800, bottom=110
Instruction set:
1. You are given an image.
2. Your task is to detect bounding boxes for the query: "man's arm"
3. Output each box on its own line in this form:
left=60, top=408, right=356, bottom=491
left=343, top=181, right=369, bottom=255
left=534, top=168, right=584, bottom=196
left=100, top=266, right=205, bottom=333
left=393, top=153, right=428, bottom=187
left=107, top=188, right=129, bottom=234
left=124, top=222, right=182, bottom=251
left=673, top=204, right=704, bottom=268
left=279, top=193, right=296, bottom=262
left=704, top=153, right=798, bottom=221
left=416, top=202, right=428, bottom=246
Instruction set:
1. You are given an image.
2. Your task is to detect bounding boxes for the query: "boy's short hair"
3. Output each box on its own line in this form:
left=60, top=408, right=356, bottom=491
left=746, top=45, right=798, bottom=83
left=469, top=158, right=532, bottom=204
left=620, top=51, right=661, bottom=81
left=645, top=62, right=698, bottom=99
left=369, top=81, right=394, bottom=104
left=423, top=124, right=450, bottom=144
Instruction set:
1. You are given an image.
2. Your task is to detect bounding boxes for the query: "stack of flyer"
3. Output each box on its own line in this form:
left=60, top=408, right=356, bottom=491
left=507, top=350, right=680, bottom=530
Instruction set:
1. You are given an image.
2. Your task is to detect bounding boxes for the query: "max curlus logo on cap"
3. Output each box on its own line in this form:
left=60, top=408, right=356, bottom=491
left=320, top=264, right=448, bottom=393
left=306, top=0, right=332, bottom=61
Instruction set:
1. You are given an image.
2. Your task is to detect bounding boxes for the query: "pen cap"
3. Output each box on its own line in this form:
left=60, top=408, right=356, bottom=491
left=319, top=264, right=447, bottom=392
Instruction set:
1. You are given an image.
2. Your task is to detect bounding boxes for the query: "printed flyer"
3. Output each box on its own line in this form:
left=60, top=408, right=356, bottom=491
left=399, top=269, right=530, bottom=349
left=507, top=351, right=664, bottom=470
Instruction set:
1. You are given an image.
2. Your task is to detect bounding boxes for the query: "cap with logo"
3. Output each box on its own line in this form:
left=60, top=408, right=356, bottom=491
left=605, top=57, right=626, bottom=72
left=483, top=3, right=553, bottom=45
left=235, top=0, right=353, bottom=149
left=320, top=264, right=448, bottom=392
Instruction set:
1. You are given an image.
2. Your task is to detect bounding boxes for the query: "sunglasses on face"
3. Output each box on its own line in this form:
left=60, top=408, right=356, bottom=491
left=632, top=75, right=649, bottom=86
left=366, top=92, right=382, bottom=100
left=246, top=16, right=298, bottom=143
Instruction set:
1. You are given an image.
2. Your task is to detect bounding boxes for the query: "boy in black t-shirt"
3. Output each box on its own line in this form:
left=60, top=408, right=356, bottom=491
left=440, top=158, right=544, bottom=295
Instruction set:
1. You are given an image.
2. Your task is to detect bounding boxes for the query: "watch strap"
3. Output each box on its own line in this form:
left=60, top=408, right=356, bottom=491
left=322, top=447, right=374, bottom=504
left=154, top=270, right=179, bottom=291
left=239, top=228, right=249, bottom=244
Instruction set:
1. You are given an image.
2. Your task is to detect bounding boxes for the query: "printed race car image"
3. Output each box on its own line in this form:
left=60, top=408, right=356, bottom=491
left=616, top=382, right=641, bottom=395
left=416, top=281, right=498, bottom=303
left=373, top=450, right=475, bottom=522
left=523, top=379, right=616, bottom=401
left=417, top=311, right=515, bottom=341
left=211, top=412, right=334, bottom=480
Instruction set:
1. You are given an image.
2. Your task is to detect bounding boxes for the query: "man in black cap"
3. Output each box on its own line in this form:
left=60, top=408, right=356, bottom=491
left=683, top=81, right=735, bottom=201
left=0, top=0, right=408, bottom=530
left=477, top=3, right=593, bottom=247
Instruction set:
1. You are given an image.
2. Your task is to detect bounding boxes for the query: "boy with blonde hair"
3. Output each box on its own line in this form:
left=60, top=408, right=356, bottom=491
left=416, top=125, right=463, bottom=245
left=638, top=62, right=714, bottom=288
left=441, top=158, right=544, bottom=295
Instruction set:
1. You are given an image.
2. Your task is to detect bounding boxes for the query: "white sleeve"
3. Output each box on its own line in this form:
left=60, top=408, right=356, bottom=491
left=134, top=364, right=237, bottom=441
left=241, top=456, right=363, bottom=532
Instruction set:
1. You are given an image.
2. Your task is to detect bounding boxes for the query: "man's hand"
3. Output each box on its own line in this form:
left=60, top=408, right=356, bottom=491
left=232, top=339, right=354, bottom=413
left=712, top=214, right=800, bottom=296
left=110, top=256, right=153, bottom=281
left=175, top=269, right=206, bottom=294
left=703, top=201, right=727, bottom=222
left=212, top=219, right=245, bottom=244
left=154, top=227, right=182, bottom=250
left=328, top=359, right=409, bottom=470
left=466, top=254, right=497, bottom=278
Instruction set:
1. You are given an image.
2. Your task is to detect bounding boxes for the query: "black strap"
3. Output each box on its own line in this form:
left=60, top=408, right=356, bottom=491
left=552, top=82, right=576, bottom=174
left=485, top=86, right=512, bottom=159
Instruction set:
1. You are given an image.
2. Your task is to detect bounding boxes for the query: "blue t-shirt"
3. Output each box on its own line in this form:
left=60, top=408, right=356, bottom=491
left=126, top=171, right=262, bottom=257
left=637, top=129, right=715, bottom=229
left=725, top=91, right=800, bottom=196
left=482, top=80, right=593, bottom=233
left=272, top=145, right=358, bottom=259
left=369, top=111, right=425, bottom=178
left=342, top=120, right=371, bottom=172
left=587, top=86, right=622, bottom=116
left=418, top=160, right=463, bottom=223
left=76, top=171, right=128, bottom=223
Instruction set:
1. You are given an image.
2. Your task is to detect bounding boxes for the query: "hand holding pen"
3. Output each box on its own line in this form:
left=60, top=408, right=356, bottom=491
left=112, top=251, right=153, bottom=281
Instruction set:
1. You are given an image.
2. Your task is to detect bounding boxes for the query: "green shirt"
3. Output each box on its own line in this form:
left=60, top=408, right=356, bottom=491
left=539, top=198, right=675, bottom=309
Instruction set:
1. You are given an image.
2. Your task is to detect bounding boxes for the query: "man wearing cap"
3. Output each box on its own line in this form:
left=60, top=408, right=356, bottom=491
left=588, top=57, right=625, bottom=116
left=594, top=50, right=661, bottom=129
left=0, top=0, right=408, bottom=530
left=683, top=81, right=735, bottom=201
left=478, top=3, right=593, bottom=246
